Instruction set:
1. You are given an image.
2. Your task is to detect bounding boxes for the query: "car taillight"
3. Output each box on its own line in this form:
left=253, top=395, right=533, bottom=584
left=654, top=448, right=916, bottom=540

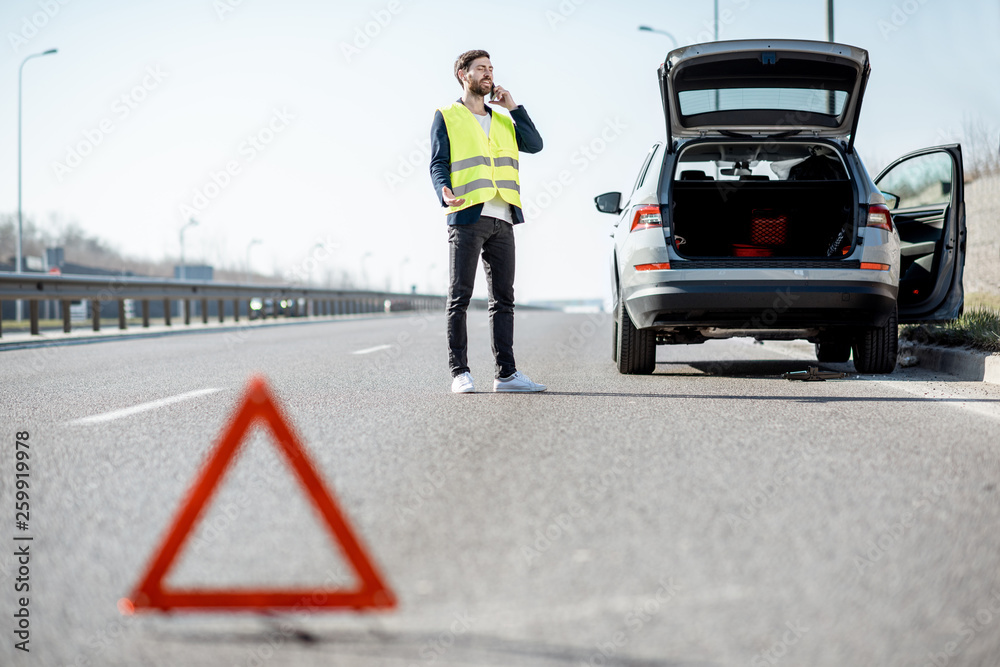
left=866, top=204, right=893, bottom=232
left=630, top=206, right=662, bottom=232
left=860, top=262, right=890, bottom=271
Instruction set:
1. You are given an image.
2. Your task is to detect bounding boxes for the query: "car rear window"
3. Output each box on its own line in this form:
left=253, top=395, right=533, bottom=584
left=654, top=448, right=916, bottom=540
left=678, top=88, right=848, bottom=117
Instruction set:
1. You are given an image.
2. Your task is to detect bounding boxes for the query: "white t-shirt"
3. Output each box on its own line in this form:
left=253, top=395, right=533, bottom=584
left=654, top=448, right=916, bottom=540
left=472, top=110, right=514, bottom=224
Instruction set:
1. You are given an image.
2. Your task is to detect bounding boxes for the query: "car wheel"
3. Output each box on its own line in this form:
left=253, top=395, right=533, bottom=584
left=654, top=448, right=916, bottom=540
left=852, top=305, right=898, bottom=374
left=815, top=340, right=852, bottom=363
left=616, top=297, right=656, bottom=374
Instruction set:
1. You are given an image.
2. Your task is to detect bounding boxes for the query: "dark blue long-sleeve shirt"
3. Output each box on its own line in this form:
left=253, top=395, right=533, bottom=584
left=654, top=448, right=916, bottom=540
left=429, top=102, right=543, bottom=225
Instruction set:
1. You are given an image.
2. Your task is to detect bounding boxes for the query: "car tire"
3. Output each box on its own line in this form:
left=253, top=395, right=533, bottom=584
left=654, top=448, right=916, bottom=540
left=852, top=305, right=898, bottom=374
left=815, top=341, right=852, bottom=363
left=616, top=297, right=656, bottom=374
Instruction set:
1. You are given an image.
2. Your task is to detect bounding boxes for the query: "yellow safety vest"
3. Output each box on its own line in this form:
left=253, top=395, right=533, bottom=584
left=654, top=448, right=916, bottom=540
left=438, top=102, right=521, bottom=214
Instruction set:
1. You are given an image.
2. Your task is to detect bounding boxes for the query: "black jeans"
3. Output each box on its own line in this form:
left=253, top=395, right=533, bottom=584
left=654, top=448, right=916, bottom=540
left=447, top=215, right=516, bottom=380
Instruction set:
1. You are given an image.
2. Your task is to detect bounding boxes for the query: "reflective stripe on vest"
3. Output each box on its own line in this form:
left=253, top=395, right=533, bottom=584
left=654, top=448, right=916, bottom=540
left=438, top=102, right=522, bottom=214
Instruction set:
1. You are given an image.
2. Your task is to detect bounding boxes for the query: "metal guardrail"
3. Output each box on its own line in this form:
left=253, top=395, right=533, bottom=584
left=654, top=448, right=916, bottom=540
left=0, top=271, right=452, bottom=338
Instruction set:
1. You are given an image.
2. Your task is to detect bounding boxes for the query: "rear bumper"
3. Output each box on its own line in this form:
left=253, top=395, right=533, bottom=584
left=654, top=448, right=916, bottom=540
left=625, top=279, right=898, bottom=329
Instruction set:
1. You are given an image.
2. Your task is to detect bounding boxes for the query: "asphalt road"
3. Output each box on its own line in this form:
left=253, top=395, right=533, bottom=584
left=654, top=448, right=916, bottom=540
left=2, top=310, right=999, bottom=667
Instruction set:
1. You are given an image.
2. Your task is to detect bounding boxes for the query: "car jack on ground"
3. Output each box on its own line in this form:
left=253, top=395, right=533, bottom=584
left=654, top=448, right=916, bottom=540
left=783, top=366, right=848, bottom=381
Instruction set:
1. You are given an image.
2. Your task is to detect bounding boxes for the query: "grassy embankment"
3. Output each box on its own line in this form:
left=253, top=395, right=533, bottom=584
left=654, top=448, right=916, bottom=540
left=900, top=292, right=1000, bottom=353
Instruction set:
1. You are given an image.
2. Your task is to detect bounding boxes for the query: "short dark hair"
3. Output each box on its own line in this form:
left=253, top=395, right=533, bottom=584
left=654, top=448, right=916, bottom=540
left=454, top=50, right=490, bottom=88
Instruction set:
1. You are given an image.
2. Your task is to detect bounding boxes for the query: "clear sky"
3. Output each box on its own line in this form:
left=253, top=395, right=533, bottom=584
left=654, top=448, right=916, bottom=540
left=1, top=0, right=998, bottom=301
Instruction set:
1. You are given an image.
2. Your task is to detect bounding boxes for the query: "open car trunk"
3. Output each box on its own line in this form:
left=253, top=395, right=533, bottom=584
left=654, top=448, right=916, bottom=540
left=667, top=141, right=857, bottom=259
left=670, top=180, right=855, bottom=259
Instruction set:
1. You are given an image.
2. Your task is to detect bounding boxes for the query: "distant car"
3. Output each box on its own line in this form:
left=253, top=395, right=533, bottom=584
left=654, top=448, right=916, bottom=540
left=596, top=39, right=965, bottom=374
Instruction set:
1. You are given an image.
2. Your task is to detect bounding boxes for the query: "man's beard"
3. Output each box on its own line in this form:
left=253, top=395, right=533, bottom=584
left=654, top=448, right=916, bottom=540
left=472, top=78, right=492, bottom=98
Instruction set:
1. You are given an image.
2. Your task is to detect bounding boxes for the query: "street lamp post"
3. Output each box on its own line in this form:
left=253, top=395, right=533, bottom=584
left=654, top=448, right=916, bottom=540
left=637, top=25, right=678, bottom=49
left=245, top=238, right=262, bottom=283
left=713, top=0, right=719, bottom=110
left=826, top=0, right=836, bottom=115
left=16, top=48, right=58, bottom=322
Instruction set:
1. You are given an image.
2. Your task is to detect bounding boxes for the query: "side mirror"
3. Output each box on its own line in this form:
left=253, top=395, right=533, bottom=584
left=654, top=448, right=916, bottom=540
left=594, top=191, right=622, bottom=214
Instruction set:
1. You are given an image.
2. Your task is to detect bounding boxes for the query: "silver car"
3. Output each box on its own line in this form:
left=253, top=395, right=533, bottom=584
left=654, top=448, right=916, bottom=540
left=596, top=39, right=966, bottom=374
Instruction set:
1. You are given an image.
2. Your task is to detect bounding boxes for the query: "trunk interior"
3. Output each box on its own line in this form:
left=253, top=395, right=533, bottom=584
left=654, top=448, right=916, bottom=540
left=670, top=181, right=856, bottom=259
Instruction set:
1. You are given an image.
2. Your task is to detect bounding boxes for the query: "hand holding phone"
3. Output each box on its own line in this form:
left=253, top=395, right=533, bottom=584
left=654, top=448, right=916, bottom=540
left=488, top=84, right=516, bottom=109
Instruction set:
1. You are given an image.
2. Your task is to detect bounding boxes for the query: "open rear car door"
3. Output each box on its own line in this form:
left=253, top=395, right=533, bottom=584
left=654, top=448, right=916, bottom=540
left=875, top=144, right=966, bottom=322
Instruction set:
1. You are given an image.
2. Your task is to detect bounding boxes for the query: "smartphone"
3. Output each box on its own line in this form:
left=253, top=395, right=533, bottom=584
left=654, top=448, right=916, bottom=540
left=489, top=83, right=497, bottom=102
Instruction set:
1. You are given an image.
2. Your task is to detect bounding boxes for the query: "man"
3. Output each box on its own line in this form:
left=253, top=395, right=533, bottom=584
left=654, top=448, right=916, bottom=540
left=430, top=49, right=546, bottom=394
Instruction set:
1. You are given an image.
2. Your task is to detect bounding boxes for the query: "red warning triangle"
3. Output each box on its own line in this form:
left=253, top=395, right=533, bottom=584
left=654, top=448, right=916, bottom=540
left=124, top=375, right=396, bottom=612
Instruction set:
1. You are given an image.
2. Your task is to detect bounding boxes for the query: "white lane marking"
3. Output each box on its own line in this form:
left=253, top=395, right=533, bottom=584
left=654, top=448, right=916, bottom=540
left=68, top=388, right=223, bottom=425
left=352, top=344, right=393, bottom=355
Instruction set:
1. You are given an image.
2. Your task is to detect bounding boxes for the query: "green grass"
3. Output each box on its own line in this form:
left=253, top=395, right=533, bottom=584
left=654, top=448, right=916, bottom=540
left=965, top=292, right=1000, bottom=312
left=900, top=293, right=1000, bottom=353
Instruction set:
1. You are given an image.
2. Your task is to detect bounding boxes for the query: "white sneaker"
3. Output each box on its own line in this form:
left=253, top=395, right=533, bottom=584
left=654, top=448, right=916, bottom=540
left=451, top=372, right=475, bottom=393
left=494, top=371, right=547, bottom=393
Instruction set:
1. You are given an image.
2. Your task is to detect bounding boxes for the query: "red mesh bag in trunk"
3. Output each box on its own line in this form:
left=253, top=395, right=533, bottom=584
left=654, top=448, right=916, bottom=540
left=750, top=209, right=788, bottom=246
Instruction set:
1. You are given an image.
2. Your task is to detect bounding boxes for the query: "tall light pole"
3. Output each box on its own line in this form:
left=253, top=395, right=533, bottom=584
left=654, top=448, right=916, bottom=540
left=826, top=0, right=836, bottom=115
left=637, top=25, right=678, bottom=49
left=715, top=0, right=719, bottom=41
left=179, top=218, right=198, bottom=281
left=16, top=48, right=58, bottom=322
left=245, top=238, right=262, bottom=283
left=713, top=0, right=719, bottom=110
